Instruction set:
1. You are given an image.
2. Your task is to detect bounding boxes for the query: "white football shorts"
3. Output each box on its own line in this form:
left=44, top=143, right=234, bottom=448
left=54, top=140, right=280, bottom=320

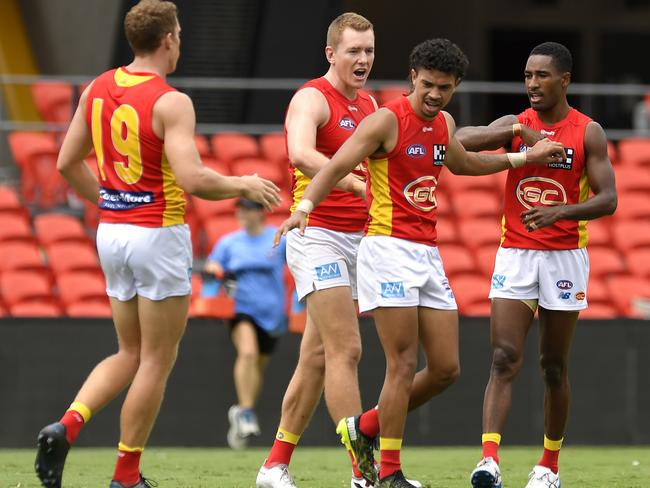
left=286, top=227, right=362, bottom=301
left=96, top=223, right=193, bottom=301
left=356, top=235, right=458, bottom=313
left=488, top=247, right=589, bottom=311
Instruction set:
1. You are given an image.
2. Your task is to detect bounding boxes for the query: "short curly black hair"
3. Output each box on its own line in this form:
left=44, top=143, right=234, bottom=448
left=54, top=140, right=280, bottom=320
left=529, top=42, right=572, bottom=74
left=409, top=38, right=469, bottom=80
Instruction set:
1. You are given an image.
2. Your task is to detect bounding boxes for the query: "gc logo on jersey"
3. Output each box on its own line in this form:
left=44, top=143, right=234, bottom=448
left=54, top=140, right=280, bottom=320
left=403, top=175, right=438, bottom=212
left=548, top=147, right=574, bottom=170
left=339, top=117, right=356, bottom=130
left=315, top=262, right=342, bottom=281
left=406, top=144, right=426, bottom=158
left=433, top=144, right=446, bottom=165
left=516, top=177, right=567, bottom=209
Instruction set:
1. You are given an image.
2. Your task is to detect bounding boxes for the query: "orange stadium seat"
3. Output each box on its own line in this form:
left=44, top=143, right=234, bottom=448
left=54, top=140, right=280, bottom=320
left=10, top=300, right=63, bottom=317
left=585, top=218, right=611, bottom=247
left=0, top=302, right=7, bottom=317
left=259, top=132, right=288, bottom=164
left=579, top=303, right=618, bottom=319
left=606, top=275, right=650, bottom=317
left=434, top=192, right=452, bottom=217
left=614, top=192, right=650, bottom=221
left=0, top=241, right=45, bottom=273
left=377, top=85, right=408, bottom=104
left=475, top=244, right=498, bottom=278
left=462, top=302, right=492, bottom=317
left=449, top=273, right=490, bottom=315
left=0, top=270, right=53, bottom=306
left=194, top=134, right=212, bottom=158
left=587, top=278, right=610, bottom=305
left=34, top=213, right=88, bottom=248
left=458, top=218, right=502, bottom=251
left=438, top=244, right=476, bottom=278
left=435, top=217, right=459, bottom=245
left=451, top=189, right=502, bottom=219
left=231, top=158, right=288, bottom=189
left=612, top=221, right=650, bottom=252
left=0, top=185, right=24, bottom=215
left=66, top=300, right=112, bottom=318
left=31, top=81, right=74, bottom=123
left=588, top=246, right=626, bottom=278
left=625, top=248, right=650, bottom=279
left=614, top=167, right=650, bottom=193
left=190, top=293, right=235, bottom=319
left=442, top=168, right=499, bottom=194
left=57, top=271, right=107, bottom=306
left=211, top=133, right=259, bottom=163
left=47, top=242, right=100, bottom=276
left=617, top=138, right=650, bottom=166
left=189, top=196, right=237, bottom=223
left=202, top=216, right=242, bottom=255
left=0, top=213, right=34, bottom=243
left=202, top=157, right=231, bottom=175
left=607, top=141, right=618, bottom=165
left=266, top=212, right=290, bottom=228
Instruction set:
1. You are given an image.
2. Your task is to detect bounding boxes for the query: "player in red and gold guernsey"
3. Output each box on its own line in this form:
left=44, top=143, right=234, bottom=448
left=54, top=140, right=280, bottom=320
left=457, top=42, right=617, bottom=488
left=277, top=39, right=564, bottom=488
left=35, top=2, right=279, bottom=487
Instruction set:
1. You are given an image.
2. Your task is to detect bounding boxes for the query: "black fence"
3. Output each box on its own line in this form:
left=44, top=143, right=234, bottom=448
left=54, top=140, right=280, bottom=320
left=1, top=317, right=648, bottom=448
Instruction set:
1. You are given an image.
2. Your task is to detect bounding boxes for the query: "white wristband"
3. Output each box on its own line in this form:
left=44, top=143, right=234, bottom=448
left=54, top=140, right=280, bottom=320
left=295, top=199, right=314, bottom=214
left=506, top=152, right=526, bottom=168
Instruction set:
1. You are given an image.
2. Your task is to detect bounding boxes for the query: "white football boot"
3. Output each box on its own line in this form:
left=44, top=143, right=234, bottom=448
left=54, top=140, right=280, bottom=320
left=524, top=465, right=561, bottom=488
left=353, top=464, right=423, bottom=488
left=256, top=462, right=298, bottom=488
left=470, top=457, right=503, bottom=488
left=226, top=405, right=247, bottom=449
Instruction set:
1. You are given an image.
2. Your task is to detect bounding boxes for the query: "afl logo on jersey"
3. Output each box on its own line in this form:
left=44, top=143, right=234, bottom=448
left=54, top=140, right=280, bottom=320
left=339, top=117, right=356, bottom=130
left=406, top=144, right=426, bottom=158
left=403, top=175, right=438, bottom=212
left=516, top=176, right=567, bottom=209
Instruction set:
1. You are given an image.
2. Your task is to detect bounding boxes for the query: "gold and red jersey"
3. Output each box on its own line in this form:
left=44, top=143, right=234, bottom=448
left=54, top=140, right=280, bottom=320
left=85, top=67, right=185, bottom=227
left=288, top=77, right=376, bottom=232
left=366, top=96, right=449, bottom=246
left=501, top=107, right=592, bottom=250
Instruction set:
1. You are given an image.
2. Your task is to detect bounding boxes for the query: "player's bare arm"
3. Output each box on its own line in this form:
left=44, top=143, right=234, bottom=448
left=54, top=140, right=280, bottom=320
left=455, top=114, right=545, bottom=151
left=56, top=86, right=100, bottom=203
left=521, top=121, right=617, bottom=231
left=442, top=112, right=565, bottom=176
left=155, top=91, right=280, bottom=210
left=286, top=87, right=366, bottom=197
left=274, top=108, right=396, bottom=243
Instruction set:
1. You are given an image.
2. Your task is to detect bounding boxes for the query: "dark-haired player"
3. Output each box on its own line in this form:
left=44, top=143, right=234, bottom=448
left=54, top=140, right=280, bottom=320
left=277, top=38, right=564, bottom=488
left=456, top=42, right=617, bottom=488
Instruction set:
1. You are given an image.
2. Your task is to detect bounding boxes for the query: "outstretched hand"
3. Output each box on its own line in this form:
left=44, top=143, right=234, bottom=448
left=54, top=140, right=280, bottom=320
left=526, top=138, right=566, bottom=165
left=241, top=174, right=281, bottom=211
left=273, top=211, right=308, bottom=247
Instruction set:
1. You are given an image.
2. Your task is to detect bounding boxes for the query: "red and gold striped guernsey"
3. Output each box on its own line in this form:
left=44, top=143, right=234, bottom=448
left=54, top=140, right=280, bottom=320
left=85, top=67, right=185, bottom=227
left=502, top=107, right=592, bottom=250
left=289, top=77, right=376, bottom=232
left=366, top=96, right=448, bottom=246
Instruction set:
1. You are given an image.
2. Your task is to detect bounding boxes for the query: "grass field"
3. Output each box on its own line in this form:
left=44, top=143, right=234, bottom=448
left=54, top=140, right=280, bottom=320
left=2, top=446, right=649, bottom=487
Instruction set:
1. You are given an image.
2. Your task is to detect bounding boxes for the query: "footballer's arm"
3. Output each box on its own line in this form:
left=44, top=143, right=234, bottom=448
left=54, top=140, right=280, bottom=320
left=456, top=114, right=545, bottom=151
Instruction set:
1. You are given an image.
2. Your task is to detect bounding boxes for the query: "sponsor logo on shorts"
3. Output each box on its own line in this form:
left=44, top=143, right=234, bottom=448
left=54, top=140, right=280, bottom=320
left=575, top=291, right=586, bottom=301
left=492, top=274, right=506, bottom=289
left=556, top=280, right=573, bottom=289
left=381, top=281, right=405, bottom=298
left=187, top=267, right=193, bottom=283
left=339, top=117, right=356, bottom=130
left=406, top=144, right=426, bottom=158
left=403, top=175, right=438, bottom=212
left=442, top=278, right=454, bottom=299
left=516, top=177, right=567, bottom=209
left=558, top=292, right=571, bottom=300
left=315, top=262, right=342, bottom=281
left=99, top=187, right=154, bottom=210
left=433, top=144, right=446, bottom=165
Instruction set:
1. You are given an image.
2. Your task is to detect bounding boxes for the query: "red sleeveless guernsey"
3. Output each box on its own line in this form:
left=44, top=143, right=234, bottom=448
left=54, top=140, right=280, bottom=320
left=501, top=107, right=592, bottom=249
left=85, top=67, right=185, bottom=227
left=366, top=96, right=449, bottom=246
left=288, top=77, right=375, bottom=232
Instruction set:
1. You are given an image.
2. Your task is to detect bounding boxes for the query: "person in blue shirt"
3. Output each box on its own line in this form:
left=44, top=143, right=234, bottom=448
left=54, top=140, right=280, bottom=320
left=204, top=198, right=287, bottom=449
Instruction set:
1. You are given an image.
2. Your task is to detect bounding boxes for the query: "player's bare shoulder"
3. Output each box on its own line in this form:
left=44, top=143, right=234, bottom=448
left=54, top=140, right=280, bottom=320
left=286, top=86, right=330, bottom=127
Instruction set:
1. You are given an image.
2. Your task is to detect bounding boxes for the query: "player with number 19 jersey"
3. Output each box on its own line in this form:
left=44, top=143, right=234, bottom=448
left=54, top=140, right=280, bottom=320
left=86, top=66, right=185, bottom=227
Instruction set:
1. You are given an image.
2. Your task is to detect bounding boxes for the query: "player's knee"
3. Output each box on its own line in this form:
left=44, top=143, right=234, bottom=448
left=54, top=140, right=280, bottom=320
left=237, top=347, right=259, bottom=363
left=432, top=361, right=460, bottom=389
left=491, top=345, right=523, bottom=378
left=324, top=341, right=361, bottom=367
left=387, top=353, right=417, bottom=382
left=540, top=356, right=567, bottom=388
left=300, top=344, right=325, bottom=374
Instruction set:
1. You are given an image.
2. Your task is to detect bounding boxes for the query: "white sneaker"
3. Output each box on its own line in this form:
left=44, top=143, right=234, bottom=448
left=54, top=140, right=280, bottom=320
left=351, top=475, right=372, bottom=488
left=239, top=408, right=261, bottom=437
left=524, top=466, right=561, bottom=488
left=227, top=405, right=247, bottom=449
left=470, top=457, right=503, bottom=488
left=256, top=462, right=298, bottom=487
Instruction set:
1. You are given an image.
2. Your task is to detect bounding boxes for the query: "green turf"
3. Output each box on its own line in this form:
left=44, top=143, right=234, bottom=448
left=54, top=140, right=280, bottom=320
left=2, top=446, right=649, bottom=487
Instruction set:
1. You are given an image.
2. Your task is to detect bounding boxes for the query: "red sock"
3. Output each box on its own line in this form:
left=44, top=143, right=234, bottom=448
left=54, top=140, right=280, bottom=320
left=359, top=407, right=380, bottom=439
left=379, top=449, right=401, bottom=479
left=112, top=449, right=142, bottom=486
left=347, top=449, right=364, bottom=478
left=265, top=439, right=297, bottom=468
left=482, top=441, right=500, bottom=464
left=59, top=410, right=86, bottom=445
left=539, top=448, right=560, bottom=474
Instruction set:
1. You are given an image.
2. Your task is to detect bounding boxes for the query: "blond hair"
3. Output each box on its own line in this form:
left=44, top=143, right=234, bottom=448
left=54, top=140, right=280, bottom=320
left=326, top=12, right=373, bottom=49
left=124, top=0, right=178, bottom=54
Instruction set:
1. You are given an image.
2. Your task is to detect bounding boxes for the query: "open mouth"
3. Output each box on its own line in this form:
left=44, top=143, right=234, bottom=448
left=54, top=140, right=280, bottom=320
left=529, top=92, right=543, bottom=103
left=424, top=99, right=440, bottom=113
left=353, top=68, right=367, bottom=81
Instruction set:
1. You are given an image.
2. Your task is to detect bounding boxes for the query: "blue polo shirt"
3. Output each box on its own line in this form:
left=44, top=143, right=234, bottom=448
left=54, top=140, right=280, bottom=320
left=205, top=226, right=287, bottom=336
